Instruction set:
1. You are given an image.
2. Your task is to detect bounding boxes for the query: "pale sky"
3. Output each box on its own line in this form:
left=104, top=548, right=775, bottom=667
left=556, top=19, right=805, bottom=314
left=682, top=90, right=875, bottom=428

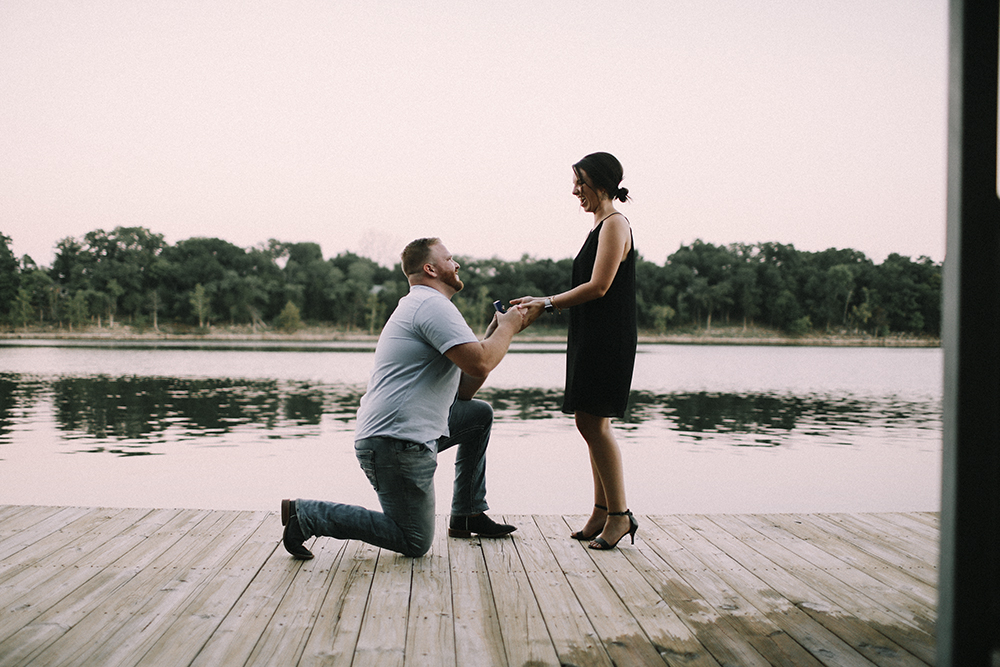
left=1, top=1, right=948, bottom=270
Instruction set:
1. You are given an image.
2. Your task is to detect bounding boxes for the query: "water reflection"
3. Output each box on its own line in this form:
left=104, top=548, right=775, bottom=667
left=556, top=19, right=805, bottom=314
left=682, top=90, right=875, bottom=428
left=0, top=373, right=940, bottom=456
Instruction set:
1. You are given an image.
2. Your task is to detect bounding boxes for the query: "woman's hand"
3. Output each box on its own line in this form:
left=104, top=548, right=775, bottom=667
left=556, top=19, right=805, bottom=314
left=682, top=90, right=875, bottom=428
left=510, top=296, right=547, bottom=328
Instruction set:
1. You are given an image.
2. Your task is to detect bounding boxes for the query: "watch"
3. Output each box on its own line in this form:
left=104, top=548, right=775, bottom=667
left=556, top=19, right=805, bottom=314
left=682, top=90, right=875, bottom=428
left=544, top=297, right=555, bottom=314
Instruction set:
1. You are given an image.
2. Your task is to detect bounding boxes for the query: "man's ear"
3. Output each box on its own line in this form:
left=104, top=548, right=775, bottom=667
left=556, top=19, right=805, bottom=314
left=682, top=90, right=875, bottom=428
left=423, top=262, right=438, bottom=278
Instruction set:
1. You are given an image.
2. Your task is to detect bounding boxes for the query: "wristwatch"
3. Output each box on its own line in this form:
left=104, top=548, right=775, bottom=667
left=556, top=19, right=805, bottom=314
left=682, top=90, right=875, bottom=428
left=544, top=297, right=555, bottom=314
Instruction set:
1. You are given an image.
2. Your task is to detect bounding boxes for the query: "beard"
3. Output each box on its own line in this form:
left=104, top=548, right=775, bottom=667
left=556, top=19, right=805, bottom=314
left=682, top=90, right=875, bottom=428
left=445, top=273, right=465, bottom=292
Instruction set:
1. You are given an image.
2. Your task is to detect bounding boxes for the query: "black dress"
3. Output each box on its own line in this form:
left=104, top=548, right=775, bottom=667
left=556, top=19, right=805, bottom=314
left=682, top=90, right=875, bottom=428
left=562, top=216, right=637, bottom=418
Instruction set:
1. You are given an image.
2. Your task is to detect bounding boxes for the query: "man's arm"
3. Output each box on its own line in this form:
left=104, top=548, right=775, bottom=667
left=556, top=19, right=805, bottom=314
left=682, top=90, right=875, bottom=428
left=446, top=306, right=523, bottom=400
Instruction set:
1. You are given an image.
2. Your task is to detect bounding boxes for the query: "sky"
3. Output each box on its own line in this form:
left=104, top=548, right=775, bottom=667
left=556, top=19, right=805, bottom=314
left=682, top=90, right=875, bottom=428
left=1, top=1, right=949, bottom=271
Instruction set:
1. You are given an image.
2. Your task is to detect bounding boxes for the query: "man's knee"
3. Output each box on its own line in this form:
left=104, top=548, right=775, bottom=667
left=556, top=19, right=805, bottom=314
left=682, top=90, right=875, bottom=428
left=466, top=398, right=493, bottom=425
left=401, top=531, right=434, bottom=557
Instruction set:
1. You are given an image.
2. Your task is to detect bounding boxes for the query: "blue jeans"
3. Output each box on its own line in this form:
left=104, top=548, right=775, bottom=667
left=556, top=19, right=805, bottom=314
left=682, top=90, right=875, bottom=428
left=295, top=398, right=493, bottom=557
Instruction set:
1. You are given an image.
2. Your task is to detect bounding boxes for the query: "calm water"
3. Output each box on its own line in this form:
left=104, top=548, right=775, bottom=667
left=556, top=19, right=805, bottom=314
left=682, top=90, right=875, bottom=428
left=0, top=341, right=942, bottom=514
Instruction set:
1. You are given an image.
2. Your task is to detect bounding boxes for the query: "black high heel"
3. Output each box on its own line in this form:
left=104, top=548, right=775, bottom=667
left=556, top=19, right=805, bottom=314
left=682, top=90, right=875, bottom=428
left=588, top=510, right=638, bottom=550
left=570, top=504, right=608, bottom=541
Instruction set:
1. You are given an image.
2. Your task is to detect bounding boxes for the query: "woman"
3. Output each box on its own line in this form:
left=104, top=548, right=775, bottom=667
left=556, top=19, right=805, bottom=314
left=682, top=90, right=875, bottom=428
left=513, top=152, right=638, bottom=550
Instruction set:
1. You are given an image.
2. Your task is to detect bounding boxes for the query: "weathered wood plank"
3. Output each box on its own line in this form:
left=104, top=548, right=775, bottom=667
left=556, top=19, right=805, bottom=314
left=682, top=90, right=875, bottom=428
left=762, top=514, right=936, bottom=612
left=710, top=514, right=936, bottom=665
left=352, top=548, right=413, bottom=667
left=0, top=507, right=938, bottom=667
left=186, top=529, right=306, bottom=667
left=804, top=514, right=938, bottom=588
left=818, top=513, right=938, bottom=572
left=648, top=515, right=826, bottom=667
left=480, top=515, right=560, bottom=667
left=448, top=530, right=507, bottom=666
left=405, top=515, right=456, bottom=667
left=691, top=513, right=931, bottom=667
left=298, top=539, right=380, bottom=667
left=679, top=514, right=927, bottom=667
left=0, top=506, right=94, bottom=562
left=534, top=514, right=669, bottom=666
left=570, top=514, right=723, bottom=667
left=133, top=514, right=289, bottom=667
left=0, top=508, right=211, bottom=665
left=513, top=516, right=612, bottom=667
left=28, top=509, right=253, bottom=666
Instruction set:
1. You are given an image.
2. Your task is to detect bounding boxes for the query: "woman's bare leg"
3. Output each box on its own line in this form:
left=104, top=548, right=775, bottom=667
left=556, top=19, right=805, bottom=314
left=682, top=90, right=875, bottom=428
left=575, top=411, right=631, bottom=545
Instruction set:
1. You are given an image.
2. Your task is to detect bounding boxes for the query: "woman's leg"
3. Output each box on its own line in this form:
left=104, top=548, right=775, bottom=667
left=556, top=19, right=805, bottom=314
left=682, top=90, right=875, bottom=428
left=575, top=411, right=631, bottom=544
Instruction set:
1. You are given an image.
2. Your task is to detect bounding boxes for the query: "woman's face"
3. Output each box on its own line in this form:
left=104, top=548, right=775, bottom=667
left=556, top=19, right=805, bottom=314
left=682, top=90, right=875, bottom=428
left=572, top=168, right=604, bottom=213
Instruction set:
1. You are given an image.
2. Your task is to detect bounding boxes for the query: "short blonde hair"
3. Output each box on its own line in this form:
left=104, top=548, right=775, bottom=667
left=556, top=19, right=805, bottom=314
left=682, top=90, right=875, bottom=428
left=401, top=237, right=441, bottom=276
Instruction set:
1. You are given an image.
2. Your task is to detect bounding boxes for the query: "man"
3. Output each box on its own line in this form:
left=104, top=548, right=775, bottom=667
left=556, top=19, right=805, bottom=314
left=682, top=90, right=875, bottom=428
left=281, top=237, right=526, bottom=559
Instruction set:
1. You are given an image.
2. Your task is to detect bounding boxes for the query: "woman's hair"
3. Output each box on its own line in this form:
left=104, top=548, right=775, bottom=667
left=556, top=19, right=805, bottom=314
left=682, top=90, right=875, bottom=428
left=401, top=237, right=441, bottom=276
left=573, top=152, right=630, bottom=203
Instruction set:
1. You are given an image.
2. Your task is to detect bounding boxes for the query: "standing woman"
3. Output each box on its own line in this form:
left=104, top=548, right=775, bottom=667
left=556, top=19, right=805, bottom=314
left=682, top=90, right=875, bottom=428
left=513, top=152, right=638, bottom=550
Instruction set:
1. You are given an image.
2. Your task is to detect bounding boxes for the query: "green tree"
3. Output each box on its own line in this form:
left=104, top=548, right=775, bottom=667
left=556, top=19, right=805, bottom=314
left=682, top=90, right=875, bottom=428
left=68, top=291, right=90, bottom=331
left=189, top=283, right=211, bottom=328
left=0, top=233, right=20, bottom=318
left=11, top=287, right=33, bottom=329
left=276, top=300, right=303, bottom=333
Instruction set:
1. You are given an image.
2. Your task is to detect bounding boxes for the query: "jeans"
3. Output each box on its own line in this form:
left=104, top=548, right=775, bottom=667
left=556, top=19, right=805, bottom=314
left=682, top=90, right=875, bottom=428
left=295, top=398, right=493, bottom=557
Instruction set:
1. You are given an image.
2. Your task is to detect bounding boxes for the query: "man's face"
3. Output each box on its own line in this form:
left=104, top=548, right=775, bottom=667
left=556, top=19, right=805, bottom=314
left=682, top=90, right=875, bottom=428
left=429, top=243, right=464, bottom=293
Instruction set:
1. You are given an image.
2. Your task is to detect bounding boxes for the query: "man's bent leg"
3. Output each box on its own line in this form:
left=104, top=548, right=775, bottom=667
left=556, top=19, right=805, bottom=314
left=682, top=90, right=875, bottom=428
left=438, top=398, right=492, bottom=516
left=295, top=437, right=437, bottom=557
left=439, top=399, right=516, bottom=538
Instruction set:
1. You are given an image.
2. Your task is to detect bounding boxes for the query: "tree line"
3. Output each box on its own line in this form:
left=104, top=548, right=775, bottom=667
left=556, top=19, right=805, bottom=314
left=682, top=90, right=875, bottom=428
left=0, top=227, right=941, bottom=337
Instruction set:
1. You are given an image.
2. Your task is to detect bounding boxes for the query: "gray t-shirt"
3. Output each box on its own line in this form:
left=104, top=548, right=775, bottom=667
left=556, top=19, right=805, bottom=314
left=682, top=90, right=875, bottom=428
left=354, top=285, right=479, bottom=445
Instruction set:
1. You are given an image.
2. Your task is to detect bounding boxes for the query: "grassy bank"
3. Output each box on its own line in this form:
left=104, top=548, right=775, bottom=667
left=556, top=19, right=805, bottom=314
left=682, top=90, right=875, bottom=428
left=0, top=322, right=940, bottom=347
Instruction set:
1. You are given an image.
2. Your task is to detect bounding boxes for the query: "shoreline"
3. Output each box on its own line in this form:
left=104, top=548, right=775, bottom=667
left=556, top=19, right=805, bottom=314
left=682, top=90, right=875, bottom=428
left=0, top=325, right=940, bottom=348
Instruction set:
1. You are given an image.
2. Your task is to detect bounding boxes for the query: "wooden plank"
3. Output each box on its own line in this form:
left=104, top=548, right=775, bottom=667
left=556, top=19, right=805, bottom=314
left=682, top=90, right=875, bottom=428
left=0, top=507, right=124, bottom=583
left=91, top=511, right=273, bottom=667
left=876, top=513, right=940, bottom=543
left=804, top=515, right=938, bottom=588
left=243, top=532, right=350, bottom=667
left=133, top=513, right=289, bottom=666
left=647, top=515, right=826, bottom=667
left=0, top=508, right=210, bottom=665
left=0, top=508, right=182, bottom=645
left=695, top=514, right=932, bottom=666
left=187, top=529, right=308, bottom=667
left=534, top=514, right=669, bottom=666
left=25, top=509, right=250, bottom=666
left=627, top=516, right=773, bottom=667
left=448, top=528, right=507, bottom=666
left=512, top=516, right=612, bottom=667
left=763, top=515, right=936, bottom=612
left=0, top=505, right=66, bottom=541
left=0, top=506, right=94, bottom=562
left=479, top=515, right=560, bottom=667
left=352, top=548, right=413, bottom=667
left=405, top=515, right=456, bottom=667
left=709, top=514, right=936, bottom=665
left=566, top=514, right=722, bottom=667
left=818, top=514, right=938, bottom=572
left=298, top=539, right=380, bottom=667
left=0, top=508, right=941, bottom=666
left=679, top=514, right=928, bottom=667
left=0, top=508, right=146, bottom=599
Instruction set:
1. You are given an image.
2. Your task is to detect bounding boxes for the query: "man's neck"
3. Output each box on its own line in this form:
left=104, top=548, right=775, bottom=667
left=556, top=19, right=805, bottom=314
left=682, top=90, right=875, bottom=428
left=409, top=277, right=454, bottom=299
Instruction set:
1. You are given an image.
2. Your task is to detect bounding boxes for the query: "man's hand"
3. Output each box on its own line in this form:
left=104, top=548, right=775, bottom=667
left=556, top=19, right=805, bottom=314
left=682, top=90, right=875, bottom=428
left=510, top=297, right=546, bottom=329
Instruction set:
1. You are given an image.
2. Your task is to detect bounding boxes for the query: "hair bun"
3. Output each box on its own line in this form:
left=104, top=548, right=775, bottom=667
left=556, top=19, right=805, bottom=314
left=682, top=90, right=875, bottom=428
left=616, top=187, right=630, bottom=202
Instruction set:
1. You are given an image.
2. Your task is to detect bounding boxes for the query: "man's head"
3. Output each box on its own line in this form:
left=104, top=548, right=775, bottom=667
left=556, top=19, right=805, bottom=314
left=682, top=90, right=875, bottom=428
left=401, top=237, right=464, bottom=295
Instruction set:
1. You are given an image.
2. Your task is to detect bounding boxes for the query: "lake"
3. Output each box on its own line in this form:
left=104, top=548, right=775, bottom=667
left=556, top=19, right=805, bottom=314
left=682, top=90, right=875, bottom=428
left=0, top=340, right=942, bottom=515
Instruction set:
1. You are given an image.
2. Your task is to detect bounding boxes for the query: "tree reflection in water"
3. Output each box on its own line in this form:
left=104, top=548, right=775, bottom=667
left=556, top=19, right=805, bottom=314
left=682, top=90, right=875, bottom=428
left=0, top=374, right=940, bottom=455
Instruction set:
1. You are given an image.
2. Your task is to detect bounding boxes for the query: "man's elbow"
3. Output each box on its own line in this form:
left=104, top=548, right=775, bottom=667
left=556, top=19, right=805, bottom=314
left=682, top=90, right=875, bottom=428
left=463, top=361, right=492, bottom=378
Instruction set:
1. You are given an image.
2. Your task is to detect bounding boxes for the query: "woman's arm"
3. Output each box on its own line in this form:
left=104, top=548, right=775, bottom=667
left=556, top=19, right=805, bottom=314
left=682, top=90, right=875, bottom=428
left=513, top=214, right=631, bottom=318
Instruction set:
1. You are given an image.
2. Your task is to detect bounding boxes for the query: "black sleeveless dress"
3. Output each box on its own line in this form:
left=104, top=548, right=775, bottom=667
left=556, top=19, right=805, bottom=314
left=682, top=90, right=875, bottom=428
left=562, top=216, right=637, bottom=418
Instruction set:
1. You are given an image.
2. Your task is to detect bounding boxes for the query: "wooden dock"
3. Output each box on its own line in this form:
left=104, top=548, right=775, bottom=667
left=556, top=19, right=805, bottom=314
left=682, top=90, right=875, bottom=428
left=0, top=505, right=937, bottom=666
